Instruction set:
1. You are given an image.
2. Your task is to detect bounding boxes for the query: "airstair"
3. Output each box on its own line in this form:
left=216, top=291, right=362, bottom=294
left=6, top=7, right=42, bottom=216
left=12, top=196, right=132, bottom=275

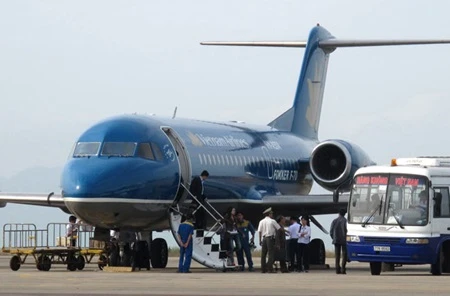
left=169, top=184, right=236, bottom=271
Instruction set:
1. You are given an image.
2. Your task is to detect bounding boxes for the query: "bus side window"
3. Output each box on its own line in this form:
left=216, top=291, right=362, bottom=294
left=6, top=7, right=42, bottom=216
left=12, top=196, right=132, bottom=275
left=434, top=193, right=442, bottom=217
left=434, top=188, right=450, bottom=218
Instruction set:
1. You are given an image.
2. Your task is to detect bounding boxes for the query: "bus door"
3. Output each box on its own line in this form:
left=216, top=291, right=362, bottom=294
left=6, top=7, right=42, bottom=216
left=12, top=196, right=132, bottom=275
left=431, top=187, right=450, bottom=236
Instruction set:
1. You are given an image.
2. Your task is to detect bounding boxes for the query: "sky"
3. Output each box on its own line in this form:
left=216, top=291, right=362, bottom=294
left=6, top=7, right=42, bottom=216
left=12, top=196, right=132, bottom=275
left=1, top=0, right=450, bottom=251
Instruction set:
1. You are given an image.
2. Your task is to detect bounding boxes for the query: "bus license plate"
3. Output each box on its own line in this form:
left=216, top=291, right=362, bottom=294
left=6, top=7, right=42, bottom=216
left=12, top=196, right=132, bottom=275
left=374, top=246, right=390, bottom=252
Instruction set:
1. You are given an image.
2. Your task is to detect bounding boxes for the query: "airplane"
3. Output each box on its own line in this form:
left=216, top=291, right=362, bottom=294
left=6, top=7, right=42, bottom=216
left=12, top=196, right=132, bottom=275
left=2, top=24, right=450, bottom=270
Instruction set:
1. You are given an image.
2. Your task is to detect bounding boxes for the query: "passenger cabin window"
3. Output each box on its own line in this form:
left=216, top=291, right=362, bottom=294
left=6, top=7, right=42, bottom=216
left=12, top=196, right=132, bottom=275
left=433, top=187, right=450, bottom=218
left=73, top=142, right=100, bottom=157
left=101, top=142, right=136, bottom=157
left=137, top=143, right=155, bottom=160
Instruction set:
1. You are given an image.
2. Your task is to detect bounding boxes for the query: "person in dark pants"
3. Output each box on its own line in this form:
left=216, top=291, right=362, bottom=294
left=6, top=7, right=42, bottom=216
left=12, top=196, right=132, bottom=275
left=330, top=208, right=348, bottom=274
left=189, top=170, right=209, bottom=229
left=222, top=207, right=241, bottom=266
left=287, top=216, right=300, bottom=271
left=275, top=215, right=289, bottom=273
left=298, top=216, right=311, bottom=272
left=177, top=214, right=195, bottom=273
left=257, top=207, right=280, bottom=273
left=236, top=211, right=255, bottom=271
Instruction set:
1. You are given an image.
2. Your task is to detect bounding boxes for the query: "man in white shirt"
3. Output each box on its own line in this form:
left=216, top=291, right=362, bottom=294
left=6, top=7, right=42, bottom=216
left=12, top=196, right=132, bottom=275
left=298, top=216, right=311, bottom=272
left=257, top=207, right=280, bottom=273
left=288, top=217, right=300, bottom=271
left=66, top=215, right=78, bottom=247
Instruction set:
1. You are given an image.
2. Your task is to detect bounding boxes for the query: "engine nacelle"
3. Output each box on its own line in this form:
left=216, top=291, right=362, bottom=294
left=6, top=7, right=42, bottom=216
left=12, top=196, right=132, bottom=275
left=309, top=140, right=375, bottom=192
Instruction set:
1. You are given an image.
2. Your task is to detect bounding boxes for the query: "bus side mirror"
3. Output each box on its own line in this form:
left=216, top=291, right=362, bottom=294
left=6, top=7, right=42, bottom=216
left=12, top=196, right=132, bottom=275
left=333, top=190, right=339, bottom=203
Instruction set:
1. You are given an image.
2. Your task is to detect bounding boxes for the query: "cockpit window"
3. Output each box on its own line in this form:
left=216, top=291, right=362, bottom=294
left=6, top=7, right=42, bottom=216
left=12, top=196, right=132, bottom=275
left=150, top=143, right=164, bottom=160
left=101, top=142, right=136, bottom=157
left=73, top=142, right=101, bottom=157
left=137, top=143, right=155, bottom=160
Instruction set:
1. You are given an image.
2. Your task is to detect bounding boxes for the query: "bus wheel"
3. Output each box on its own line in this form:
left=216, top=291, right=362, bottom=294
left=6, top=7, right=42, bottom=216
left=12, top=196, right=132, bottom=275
left=431, top=248, right=444, bottom=275
left=370, top=262, right=381, bottom=275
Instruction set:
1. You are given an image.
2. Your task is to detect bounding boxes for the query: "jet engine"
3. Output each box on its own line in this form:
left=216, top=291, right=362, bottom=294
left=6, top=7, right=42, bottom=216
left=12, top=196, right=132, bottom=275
left=309, top=140, right=375, bottom=192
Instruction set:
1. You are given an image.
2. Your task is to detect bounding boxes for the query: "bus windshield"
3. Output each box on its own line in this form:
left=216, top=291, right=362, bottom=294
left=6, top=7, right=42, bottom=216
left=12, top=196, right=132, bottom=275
left=348, top=173, right=429, bottom=226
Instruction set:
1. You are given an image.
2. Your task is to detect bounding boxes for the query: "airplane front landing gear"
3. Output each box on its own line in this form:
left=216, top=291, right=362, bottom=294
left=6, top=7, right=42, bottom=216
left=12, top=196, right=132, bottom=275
left=151, top=238, right=168, bottom=268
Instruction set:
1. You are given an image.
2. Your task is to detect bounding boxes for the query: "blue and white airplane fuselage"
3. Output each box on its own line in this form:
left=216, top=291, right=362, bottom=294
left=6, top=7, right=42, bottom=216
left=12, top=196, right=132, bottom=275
left=62, top=115, right=317, bottom=230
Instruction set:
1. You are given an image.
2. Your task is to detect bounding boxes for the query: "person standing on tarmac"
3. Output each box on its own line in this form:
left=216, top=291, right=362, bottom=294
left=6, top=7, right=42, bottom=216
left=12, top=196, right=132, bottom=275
left=330, top=208, right=348, bottom=274
left=298, top=216, right=311, bottom=272
left=287, top=216, right=300, bottom=271
left=258, top=207, right=281, bottom=273
left=177, top=214, right=195, bottom=273
left=236, top=211, right=255, bottom=271
left=275, top=215, right=289, bottom=273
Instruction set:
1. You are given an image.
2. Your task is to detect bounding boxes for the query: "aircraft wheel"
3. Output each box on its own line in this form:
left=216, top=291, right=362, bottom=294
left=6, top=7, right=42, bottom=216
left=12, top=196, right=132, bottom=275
left=122, top=244, right=132, bottom=267
left=77, top=255, right=85, bottom=270
left=109, top=244, right=120, bottom=266
left=151, top=238, right=168, bottom=268
left=308, top=239, right=325, bottom=265
left=132, top=241, right=150, bottom=271
left=10, top=255, right=21, bottom=271
left=370, top=262, right=382, bottom=275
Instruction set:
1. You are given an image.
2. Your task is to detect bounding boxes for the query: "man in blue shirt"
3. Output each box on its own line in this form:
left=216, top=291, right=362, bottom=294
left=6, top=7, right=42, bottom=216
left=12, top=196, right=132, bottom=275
left=236, top=211, right=255, bottom=271
left=177, top=214, right=195, bottom=273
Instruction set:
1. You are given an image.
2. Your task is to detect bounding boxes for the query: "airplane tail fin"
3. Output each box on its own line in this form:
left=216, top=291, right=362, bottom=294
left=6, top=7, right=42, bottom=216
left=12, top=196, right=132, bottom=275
left=201, top=25, right=450, bottom=140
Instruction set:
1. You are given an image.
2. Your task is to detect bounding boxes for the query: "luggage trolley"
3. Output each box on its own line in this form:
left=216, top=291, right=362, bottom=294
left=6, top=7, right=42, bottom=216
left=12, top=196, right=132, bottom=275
left=2, top=223, right=108, bottom=271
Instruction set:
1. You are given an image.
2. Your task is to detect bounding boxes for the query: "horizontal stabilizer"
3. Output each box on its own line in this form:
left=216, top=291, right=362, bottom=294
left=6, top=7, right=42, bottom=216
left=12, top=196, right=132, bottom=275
left=200, top=41, right=307, bottom=47
left=201, top=39, right=450, bottom=49
left=202, top=26, right=450, bottom=139
left=319, top=39, right=450, bottom=48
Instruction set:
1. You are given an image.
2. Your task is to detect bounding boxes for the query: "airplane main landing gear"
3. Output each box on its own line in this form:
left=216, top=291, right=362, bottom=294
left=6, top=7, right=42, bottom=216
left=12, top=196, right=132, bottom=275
left=108, top=242, right=133, bottom=267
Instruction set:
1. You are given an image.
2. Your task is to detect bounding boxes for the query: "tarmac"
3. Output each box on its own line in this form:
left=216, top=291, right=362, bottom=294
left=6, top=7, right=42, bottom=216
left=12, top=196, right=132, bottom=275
left=0, top=255, right=448, bottom=296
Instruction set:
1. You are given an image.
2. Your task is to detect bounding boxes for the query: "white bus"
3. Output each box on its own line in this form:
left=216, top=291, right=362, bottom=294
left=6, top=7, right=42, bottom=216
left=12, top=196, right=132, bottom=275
left=346, top=157, right=450, bottom=275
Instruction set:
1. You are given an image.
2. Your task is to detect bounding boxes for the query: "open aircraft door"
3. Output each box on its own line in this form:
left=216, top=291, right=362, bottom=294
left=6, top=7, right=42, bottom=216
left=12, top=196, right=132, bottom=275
left=161, top=127, right=192, bottom=205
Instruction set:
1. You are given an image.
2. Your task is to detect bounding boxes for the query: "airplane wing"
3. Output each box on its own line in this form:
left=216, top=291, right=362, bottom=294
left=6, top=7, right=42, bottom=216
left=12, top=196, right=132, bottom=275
left=260, top=194, right=349, bottom=234
left=260, top=194, right=349, bottom=216
left=0, top=192, right=69, bottom=213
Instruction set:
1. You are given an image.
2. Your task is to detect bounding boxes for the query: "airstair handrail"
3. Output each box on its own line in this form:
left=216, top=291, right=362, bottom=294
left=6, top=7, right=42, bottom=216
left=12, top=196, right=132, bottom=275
left=180, top=183, right=224, bottom=221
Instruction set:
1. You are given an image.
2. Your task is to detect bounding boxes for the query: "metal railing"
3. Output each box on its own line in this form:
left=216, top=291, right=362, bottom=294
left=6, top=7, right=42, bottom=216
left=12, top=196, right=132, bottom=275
left=2, top=223, right=40, bottom=249
left=2, top=222, right=101, bottom=251
left=178, top=183, right=225, bottom=239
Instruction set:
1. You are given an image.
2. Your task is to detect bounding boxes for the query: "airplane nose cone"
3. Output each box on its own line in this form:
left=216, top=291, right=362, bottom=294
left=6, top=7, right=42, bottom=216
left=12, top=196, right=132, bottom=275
left=61, top=158, right=177, bottom=199
left=62, top=158, right=129, bottom=197
left=61, top=157, right=180, bottom=229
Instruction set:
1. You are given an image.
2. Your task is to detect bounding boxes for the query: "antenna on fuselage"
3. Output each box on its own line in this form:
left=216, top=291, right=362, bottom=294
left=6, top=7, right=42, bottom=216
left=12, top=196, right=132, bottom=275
left=172, top=106, right=178, bottom=119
